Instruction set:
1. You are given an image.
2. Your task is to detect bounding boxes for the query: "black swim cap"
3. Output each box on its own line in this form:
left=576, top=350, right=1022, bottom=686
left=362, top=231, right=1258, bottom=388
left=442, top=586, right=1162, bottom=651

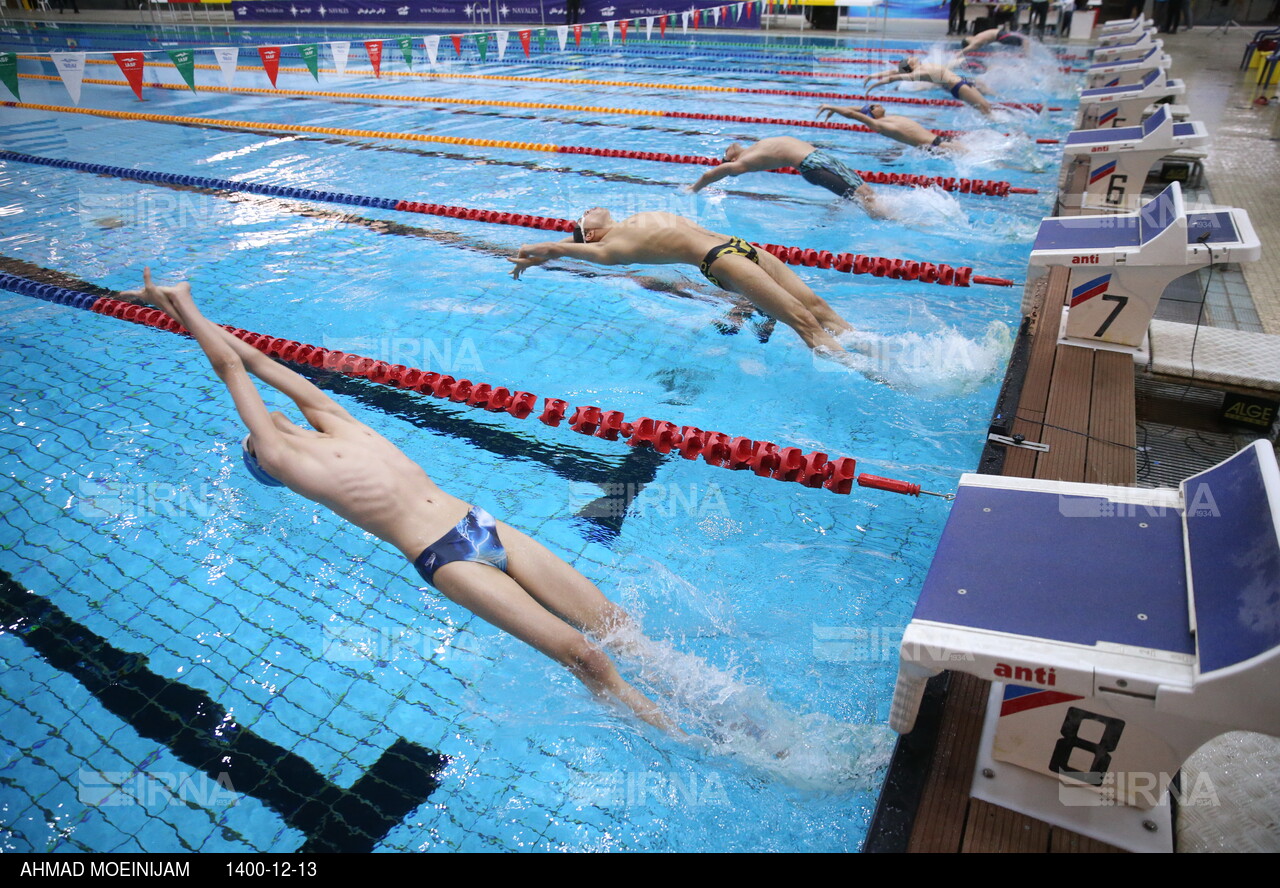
left=572, top=223, right=585, bottom=243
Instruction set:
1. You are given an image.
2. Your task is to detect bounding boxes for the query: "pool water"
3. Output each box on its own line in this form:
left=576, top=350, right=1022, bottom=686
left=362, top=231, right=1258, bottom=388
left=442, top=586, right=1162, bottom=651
left=0, top=22, right=1077, bottom=852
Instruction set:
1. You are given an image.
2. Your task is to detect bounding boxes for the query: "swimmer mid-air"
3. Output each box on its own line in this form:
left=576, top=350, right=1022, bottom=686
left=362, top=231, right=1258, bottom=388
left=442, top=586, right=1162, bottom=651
left=815, top=103, right=962, bottom=154
left=958, top=25, right=1032, bottom=56
left=121, top=268, right=683, bottom=736
left=865, top=57, right=994, bottom=117
left=509, top=208, right=867, bottom=361
left=688, top=136, right=886, bottom=218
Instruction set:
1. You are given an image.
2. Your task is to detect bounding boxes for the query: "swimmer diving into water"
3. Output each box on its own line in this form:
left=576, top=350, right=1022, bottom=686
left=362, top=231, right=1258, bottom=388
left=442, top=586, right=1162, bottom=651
left=509, top=208, right=865, bottom=361
left=121, top=269, right=681, bottom=736
left=865, top=57, right=994, bottom=117
left=957, top=25, right=1032, bottom=56
left=815, top=103, right=963, bottom=154
left=688, top=136, right=887, bottom=218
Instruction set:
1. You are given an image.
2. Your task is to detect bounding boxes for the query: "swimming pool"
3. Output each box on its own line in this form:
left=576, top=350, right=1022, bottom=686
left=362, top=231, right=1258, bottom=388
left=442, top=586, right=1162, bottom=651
left=0, top=21, right=1077, bottom=852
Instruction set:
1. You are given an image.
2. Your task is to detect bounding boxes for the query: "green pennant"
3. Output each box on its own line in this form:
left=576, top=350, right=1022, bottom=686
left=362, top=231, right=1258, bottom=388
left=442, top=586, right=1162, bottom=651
left=0, top=52, right=18, bottom=101
left=166, top=49, right=196, bottom=92
left=298, top=43, right=320, bottom=81
left=396, top=35, right=413, bottom=69
left=537, top=27, right=546, bottom=52
left=476, top=33, right=488, bottom=62
left=590, top=23, right=600, bottom=45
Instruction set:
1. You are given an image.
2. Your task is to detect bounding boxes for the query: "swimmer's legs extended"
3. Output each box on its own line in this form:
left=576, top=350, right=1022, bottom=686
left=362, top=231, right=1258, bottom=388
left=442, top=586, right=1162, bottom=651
left=754, top=249, right=855, bottom=336
left=956, top=83, right=993, bottom=116
left=432, top=524, right=677, bottom=735
left=709, top=254, right=844, bottom=352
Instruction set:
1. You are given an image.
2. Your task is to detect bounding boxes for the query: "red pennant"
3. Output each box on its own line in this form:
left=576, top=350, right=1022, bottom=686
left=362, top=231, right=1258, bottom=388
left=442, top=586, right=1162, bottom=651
left=573, top=24, right=582, bottom=46
left=256, top=46, right=281, bottom=88
left=364, top=40, right=383, bottom=78
left=694, top=9, right=701, bottom=28
left=660, top=14, right=667, bottom=36
left=113, top=51, right=145, bottom=100
left=451, top=34, right=463, bottom=57
left=519, top=29, right=531, bottom=57
left=620, top=19, right=629, bottom=42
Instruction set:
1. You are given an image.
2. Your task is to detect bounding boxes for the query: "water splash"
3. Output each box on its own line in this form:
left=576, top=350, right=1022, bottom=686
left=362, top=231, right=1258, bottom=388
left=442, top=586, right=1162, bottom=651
left=598, top=620, right=895, bottom=792
left=873, top=185, right=968, bottom=229
left=831, top=319, right=1014, bottom=395
left=946, top=129, right=1051, bottom=174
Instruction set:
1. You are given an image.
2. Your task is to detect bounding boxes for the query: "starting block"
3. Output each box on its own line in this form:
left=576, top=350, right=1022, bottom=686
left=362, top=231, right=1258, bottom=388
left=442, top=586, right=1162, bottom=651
left=1060, top=106, right=1208, bottom=211
left=1026, top=182, right=1259, bottom=352
left=889, top=440, right=1280, bottom=853
left=1079, top=68, right=1185, bottom=129
left=1093, top=32, right=1160, bottom=65
left=1086, top=46, right=1173, bottom=90
left=1096, top=16, right=1153, bottom=44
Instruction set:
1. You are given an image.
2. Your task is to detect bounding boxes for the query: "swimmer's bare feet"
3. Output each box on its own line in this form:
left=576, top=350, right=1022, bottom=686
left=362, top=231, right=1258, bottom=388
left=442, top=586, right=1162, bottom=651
left=120, top=267, right=190, bottom=320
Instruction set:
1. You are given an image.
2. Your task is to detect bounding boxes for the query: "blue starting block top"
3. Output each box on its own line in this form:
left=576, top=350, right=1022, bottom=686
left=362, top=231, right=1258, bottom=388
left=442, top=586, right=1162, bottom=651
left=1032, top=184, right=1239, bottom=253
left=1183, top=443, right=1280, bottom=673
left=1080, top=68, right=1165, bottom=99
left=1063, top=105, right=1172, bottom=147
left=913, top=483, right=1193, bottom=653
left=1088, top=45, right=1161, bottom=71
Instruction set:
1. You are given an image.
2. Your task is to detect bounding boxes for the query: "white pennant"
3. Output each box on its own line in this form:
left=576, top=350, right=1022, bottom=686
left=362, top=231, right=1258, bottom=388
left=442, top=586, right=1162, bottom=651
left=211, top=46, right=238, bottom=89
left=423, top=35, right=440, bottom=66
left=713, top=6, right=721, bottom=24
left=606, top=20, right=615, bottom=44
left=495, top=31, right=508, bottom=60
left=329, top=41, right=350, bottom=77
left=556, top=25, right=568, bottom=51
left=736, top=2, right=743, bottom=20
left=681, top=11, right=689, bottom=33
left=49, top=52, right=86, bottom=105
left=645, top=16, right=654, bottom=39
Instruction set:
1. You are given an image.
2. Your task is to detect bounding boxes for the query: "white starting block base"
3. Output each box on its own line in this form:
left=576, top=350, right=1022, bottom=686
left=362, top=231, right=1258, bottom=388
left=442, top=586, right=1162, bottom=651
left=1059, top=307, right=1151, bottom=358
left=971, top=682, right=1174, bottom=853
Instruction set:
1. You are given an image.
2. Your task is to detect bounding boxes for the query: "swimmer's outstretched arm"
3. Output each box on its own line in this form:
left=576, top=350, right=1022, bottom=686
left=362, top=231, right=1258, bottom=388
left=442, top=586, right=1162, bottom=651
left=122, top=270, right=352, bottom=448
left=817, top=104, right=879, bottom=128
left=690, top=159, right=751, bottom=192
left=509, top=240, right=619, bottom=280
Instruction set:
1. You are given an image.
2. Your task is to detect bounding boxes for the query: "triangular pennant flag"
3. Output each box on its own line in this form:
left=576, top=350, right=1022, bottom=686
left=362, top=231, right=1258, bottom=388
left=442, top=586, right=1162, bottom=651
left=681, top=11, right=689, bottom=33
left=495, top=31, right=508, bottom=61
left=555, top=25, right=568, bottom=51
left=694, top=9, right=701, bottom=29
left=713, top=6, right=720, bottom=25
left=573, top=24, right=583, bottom=47
left=50, top=52, right=86, bottom=104
left=364, top=40, right=383, bottom=77
left=257, top=46, right=281, bottom=88
left=589, top=23, right=599, bottom=45
left=113, top=52, right=145, bottom=101
left=475, top=33, right=488, bottom=62
left=0, top=52, right=19, bottom=100
left=736, top=1, right=743, bottom=20
left=451, top=34, right=463, bottom=57
left=298, top=44, right=320, bottom=81
left=396, top=35, right=413, bottom=69
left=423, top=35, right=440, bottom=66
left=519, top=29, right=531, bottom=57
left=328, top=41, right=350, bottom=77
left=537, top=27, right=547, bottom=52
left=645, top=16, right=653, bottom=39
left=660, top=14, right=667, bottom=36
left=212, top=47, right=239, bottom=88
left=620, top=20, right=629, bottom=43
left=166, top=49, right=197, bottom=92
left=605, top=20, right=614, bottom=45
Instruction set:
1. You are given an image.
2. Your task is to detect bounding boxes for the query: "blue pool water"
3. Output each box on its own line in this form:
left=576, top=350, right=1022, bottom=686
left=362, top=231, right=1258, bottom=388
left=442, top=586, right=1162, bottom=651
left=0, top=22, right=1077, bottom=852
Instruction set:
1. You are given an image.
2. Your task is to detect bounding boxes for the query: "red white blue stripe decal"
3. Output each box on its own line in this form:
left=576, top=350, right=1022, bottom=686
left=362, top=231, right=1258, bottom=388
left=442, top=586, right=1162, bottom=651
left=1106, top=77, right=1120, bottom=87
left=1099, top=107, right=1119, bottom=125
left=1071, top=274, right=1112, bottom=307
left=1089, top=161, right=1117, bottom=185
left=1000, top=686, right=1084, bottom=717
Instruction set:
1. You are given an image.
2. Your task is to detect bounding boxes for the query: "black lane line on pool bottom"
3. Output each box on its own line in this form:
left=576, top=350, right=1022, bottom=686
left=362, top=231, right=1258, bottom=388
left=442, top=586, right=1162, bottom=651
left=0, top=254, right=669, bottom=543
left=0, top=566, right=447, bottom=853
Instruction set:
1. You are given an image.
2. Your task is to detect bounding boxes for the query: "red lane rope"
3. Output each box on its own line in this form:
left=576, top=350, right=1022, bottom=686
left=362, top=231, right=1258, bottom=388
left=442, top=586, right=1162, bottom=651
left=389, top=200, right=1016, bottom=287
left=86, top=296, right=942, bottom=498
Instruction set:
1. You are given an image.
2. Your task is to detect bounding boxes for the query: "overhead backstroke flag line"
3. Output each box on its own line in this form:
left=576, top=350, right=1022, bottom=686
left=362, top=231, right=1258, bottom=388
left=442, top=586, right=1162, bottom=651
left=27, top=4, right=759, bottom=103
left=0, top=51, right=20, bottom=100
